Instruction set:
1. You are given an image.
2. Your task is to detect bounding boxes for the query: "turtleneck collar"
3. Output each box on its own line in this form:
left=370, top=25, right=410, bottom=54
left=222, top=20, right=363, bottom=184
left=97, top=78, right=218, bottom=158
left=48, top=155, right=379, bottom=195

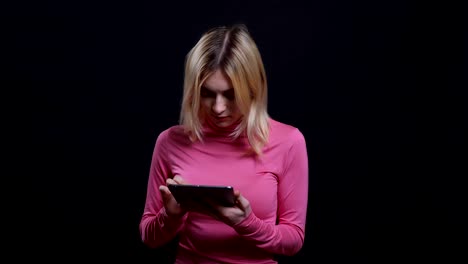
left=202, top=116, right=245, bottom=139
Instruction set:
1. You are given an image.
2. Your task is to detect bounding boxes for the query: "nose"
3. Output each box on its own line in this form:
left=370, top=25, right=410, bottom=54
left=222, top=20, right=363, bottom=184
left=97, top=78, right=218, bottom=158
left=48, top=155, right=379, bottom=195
left=212, top=95, right=227, bottom=114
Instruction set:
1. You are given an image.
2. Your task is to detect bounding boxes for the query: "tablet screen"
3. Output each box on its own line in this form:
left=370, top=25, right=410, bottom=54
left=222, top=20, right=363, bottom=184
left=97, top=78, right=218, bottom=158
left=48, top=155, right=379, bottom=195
left=168, top=184, right=236, bottom=207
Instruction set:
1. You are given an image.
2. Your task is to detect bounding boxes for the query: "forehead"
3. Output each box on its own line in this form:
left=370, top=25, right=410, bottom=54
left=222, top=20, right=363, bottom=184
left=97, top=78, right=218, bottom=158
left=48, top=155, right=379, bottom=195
left=203, top=70, right=232, bottom=92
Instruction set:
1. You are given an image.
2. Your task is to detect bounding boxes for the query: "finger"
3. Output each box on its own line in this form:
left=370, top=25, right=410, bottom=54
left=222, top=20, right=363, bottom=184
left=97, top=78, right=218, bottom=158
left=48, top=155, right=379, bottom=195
left=235, top=192, right=249, bottom=211
left=159, top=185, right=172, bottom=203
left=173, top=175, right=187, bottom=184
left=166, top=178, right=179, bottom=185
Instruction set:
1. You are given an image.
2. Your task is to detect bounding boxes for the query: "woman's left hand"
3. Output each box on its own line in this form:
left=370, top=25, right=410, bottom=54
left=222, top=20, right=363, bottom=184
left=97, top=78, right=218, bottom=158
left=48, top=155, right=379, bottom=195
left=201, top=189, right=252, bottom=226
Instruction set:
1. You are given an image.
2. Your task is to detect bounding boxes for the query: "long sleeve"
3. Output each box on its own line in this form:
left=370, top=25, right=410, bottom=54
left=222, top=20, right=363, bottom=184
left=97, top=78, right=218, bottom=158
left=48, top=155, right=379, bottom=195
left=139, top=130, right=187, bottom=248
left=139, top=120, right=309, bottom=262
left=232, top=129, right=309, bottom=256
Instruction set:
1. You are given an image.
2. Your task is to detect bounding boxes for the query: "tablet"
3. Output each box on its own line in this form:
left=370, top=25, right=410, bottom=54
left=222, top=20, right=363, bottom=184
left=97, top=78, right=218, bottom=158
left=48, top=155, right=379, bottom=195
left=168, top=183, right=236, bottom=208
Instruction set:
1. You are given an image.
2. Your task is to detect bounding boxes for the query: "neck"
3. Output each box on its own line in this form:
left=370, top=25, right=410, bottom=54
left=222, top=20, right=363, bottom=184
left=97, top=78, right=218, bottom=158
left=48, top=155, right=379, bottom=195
left=202, top=116, right=243, bottom=137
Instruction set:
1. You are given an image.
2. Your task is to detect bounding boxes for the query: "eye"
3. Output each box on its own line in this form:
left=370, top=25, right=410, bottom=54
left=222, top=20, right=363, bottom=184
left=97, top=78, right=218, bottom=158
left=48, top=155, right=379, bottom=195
left=200, top=87, right=215, bottom=98
left=223, top=89, right=235, bottom=101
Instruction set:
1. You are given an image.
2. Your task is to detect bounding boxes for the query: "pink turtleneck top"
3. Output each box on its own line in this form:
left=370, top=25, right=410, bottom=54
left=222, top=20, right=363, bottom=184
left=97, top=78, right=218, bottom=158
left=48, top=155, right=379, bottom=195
left=139, top=117, right=309, bottom=263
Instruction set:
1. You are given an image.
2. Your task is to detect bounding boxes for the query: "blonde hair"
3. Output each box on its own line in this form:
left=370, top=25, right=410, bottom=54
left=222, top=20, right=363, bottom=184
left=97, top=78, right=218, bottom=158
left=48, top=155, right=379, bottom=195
left=179, top=24, right=270, bottom=156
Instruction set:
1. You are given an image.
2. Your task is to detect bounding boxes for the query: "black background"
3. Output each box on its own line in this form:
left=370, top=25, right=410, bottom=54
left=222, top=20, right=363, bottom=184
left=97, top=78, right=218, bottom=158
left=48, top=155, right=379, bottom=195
left=13, top=0, right=467, bottom=263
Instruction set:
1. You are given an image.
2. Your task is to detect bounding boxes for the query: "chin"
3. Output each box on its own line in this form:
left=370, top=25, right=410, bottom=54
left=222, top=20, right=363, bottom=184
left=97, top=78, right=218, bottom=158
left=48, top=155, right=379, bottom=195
left=215, top=121, right=232, bottom=127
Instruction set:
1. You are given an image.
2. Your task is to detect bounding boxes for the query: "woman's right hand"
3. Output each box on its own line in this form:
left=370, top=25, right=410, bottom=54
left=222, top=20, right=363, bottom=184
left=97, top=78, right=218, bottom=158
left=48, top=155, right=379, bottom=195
left=159, top=175, right=187, bottom=217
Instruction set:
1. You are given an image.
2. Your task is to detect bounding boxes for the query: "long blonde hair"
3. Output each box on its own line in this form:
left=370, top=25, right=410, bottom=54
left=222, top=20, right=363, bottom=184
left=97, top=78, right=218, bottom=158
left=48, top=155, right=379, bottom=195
left=180, top=24, right=269, bottom=156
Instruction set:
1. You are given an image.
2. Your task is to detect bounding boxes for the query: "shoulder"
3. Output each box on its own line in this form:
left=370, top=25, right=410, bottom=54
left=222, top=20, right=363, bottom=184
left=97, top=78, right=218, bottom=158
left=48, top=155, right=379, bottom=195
left=155, top=124, right=190, bottom=147
left=268, top=118, right=305, bottom=144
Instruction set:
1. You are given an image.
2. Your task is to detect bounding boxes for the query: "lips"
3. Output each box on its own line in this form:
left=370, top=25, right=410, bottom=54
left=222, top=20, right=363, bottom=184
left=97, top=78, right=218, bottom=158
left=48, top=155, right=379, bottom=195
left=215, top=116, right=230, bottom=121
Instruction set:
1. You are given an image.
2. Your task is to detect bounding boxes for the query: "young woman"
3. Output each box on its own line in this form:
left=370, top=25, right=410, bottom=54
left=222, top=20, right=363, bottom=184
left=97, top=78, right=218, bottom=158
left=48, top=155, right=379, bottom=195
left=139, top=24, right=309, bottom=263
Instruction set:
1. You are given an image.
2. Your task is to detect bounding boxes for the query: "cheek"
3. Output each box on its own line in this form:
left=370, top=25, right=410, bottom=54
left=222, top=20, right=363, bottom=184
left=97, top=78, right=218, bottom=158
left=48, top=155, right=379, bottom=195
left=230, top=103, right=241, bottom=114
left=200, top=99, right=211, bottom=111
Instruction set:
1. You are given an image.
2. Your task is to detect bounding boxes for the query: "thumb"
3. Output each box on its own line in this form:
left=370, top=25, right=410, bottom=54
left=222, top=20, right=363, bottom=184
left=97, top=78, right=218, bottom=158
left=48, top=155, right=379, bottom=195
left=159, top=185, right=172, bottom=203
left=234, top=190, right=250, bottom=212
left=173, top=175, right=187, bottom=184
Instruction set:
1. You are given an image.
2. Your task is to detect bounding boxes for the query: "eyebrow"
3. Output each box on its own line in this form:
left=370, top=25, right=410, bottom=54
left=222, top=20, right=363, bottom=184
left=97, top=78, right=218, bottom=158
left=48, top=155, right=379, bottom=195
left=201, top=86, right=234, bottom=95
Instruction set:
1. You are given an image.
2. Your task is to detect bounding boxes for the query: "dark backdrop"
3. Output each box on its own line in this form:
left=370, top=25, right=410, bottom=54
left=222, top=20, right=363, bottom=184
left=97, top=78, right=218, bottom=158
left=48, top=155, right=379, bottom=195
left=14, top=0, right=466, bottom=263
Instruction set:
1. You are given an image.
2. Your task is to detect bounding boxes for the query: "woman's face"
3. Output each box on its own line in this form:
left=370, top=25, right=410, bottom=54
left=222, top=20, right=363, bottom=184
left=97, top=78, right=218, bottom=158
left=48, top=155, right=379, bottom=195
left=200, top=70, right=242, bottom=128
